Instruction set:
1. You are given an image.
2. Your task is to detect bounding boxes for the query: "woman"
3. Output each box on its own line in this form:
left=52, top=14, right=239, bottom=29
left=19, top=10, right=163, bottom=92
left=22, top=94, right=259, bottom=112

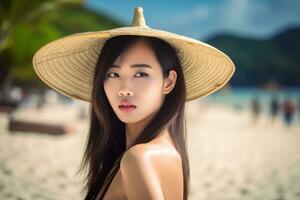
left=32, top=6, right=235, bottom=200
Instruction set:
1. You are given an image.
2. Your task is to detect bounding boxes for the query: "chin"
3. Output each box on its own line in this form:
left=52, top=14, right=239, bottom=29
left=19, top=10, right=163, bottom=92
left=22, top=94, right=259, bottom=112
left=117, top=116, right=141, bottom=124
left=116, top=111, right=148, bottom=124
left=114, top=109, right=135, bottom=121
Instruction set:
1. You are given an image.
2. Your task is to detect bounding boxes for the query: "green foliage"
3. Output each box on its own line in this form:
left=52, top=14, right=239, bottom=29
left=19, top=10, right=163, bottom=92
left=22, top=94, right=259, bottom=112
left=0, top=1, right=124, bottom=86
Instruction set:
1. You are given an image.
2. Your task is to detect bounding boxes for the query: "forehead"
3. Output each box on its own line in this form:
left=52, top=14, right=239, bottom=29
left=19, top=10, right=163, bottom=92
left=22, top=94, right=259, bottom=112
left=111, top=40, right=160, bottom=70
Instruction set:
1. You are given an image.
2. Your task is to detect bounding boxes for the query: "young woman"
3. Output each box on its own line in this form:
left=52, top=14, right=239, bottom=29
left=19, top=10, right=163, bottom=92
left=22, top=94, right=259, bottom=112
left=32, top=6, right=235, bottom=200
left=84, top=35, right=187, bottom=200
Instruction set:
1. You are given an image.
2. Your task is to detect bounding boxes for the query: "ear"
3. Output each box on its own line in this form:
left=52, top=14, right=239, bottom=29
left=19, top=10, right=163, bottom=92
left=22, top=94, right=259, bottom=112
left=163, top=69, right=177, bottom=94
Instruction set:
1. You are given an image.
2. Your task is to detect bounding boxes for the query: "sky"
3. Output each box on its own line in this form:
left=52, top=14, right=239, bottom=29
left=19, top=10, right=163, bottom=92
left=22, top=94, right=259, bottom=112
left=85, top=0, right=300, bottom=40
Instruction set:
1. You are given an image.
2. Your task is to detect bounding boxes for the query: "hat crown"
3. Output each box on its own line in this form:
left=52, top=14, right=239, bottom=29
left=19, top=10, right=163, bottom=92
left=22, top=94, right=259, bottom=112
left=131, top=6, right=148, bottom=28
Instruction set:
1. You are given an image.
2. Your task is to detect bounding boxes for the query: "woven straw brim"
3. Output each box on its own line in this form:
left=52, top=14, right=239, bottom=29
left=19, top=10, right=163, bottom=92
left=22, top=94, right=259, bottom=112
left=32, top=26, right=235, bottom=102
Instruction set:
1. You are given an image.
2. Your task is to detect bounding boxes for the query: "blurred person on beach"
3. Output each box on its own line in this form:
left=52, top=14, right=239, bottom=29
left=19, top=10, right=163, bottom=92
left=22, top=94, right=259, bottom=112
left=282, top=96, right=296, bottom=128
left=9, top=86, right=23, bottom=102
left=45, top=89, right=59, bottom=105
left=250, top=96, right=261, bottom=125
left=77, top=104, right=87, bottom=120
left=269, top=94, right=280, bottom=125
left=36, top=92, right=46, bottom=110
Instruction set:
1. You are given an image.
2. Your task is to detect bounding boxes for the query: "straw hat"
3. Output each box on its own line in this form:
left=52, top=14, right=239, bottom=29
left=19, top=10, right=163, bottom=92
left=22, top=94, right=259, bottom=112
left=32, top=6, right=235, bottom=102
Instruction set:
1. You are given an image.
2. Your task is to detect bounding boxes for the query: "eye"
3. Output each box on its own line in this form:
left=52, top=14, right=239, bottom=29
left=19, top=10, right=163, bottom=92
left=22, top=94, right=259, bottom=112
left=135, top=72, right=149, bottom=78
left=106, top=72, right=119, bottom=78
left=106, top=72, right=148, bottom=78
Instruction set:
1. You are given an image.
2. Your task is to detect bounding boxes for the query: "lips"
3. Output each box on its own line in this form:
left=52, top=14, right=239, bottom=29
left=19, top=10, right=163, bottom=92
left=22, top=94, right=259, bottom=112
left=119, top=99, right=136, bottom=107
left=119, top=105, right=136, bottom=108
left=118, top=99, right=136, bottom=113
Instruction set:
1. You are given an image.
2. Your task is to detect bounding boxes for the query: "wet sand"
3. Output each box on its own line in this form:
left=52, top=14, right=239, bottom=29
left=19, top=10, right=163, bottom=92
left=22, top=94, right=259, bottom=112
left=0, top=100, right=300, bottom=200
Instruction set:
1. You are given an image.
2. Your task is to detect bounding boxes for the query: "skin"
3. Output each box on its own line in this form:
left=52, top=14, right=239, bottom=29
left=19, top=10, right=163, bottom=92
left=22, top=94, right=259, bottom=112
left=103, top=39, right=176, bottom=149
left=120, top=142, right=183, bottom=200
left=103, top=39, right=183, bottom=199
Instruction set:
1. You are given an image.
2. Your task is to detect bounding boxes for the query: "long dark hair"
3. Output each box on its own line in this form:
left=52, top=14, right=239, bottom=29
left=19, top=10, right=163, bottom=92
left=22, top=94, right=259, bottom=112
left=77, top=35, right=190, bottom=200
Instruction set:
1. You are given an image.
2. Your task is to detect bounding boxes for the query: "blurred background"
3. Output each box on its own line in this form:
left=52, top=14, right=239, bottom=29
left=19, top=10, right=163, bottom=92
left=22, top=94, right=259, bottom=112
left=0, top=0, right=300, bottom=199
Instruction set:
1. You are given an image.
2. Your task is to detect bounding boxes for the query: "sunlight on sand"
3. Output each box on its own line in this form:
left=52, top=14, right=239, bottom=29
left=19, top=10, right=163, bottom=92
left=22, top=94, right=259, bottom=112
left=0, top=100, right=300, bottom=200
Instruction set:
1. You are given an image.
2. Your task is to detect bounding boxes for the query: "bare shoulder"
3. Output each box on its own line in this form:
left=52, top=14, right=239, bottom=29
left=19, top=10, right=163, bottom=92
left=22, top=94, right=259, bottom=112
left=120, top=144, right=183, bottom=200
left=121, top=143, right=181, bottom=173
left=122, top=143, right=181, bottom=162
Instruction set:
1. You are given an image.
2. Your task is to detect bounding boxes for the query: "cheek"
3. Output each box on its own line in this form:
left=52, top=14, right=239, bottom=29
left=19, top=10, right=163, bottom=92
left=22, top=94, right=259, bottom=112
left=136, top=79, right=164, bottom=108
left=103, top=81, right=116, bottom=102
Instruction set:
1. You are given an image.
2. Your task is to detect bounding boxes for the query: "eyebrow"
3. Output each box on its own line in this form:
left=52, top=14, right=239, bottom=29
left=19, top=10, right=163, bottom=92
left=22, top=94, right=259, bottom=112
left=111, top=63, right=152, bottom=69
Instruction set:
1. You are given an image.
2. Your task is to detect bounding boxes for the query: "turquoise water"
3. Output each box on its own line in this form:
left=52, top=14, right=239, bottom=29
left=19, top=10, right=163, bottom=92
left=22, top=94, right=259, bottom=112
left=198, top=86, right=300, bottom=114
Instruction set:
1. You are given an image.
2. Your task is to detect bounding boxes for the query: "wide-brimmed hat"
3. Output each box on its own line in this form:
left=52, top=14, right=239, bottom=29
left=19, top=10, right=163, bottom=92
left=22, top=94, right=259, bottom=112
left=32, top=6, right=235, bottom=102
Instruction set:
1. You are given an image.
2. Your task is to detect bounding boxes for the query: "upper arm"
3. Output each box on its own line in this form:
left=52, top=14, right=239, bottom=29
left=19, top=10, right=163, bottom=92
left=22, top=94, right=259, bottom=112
left=120, top=145, right=165, bottom=200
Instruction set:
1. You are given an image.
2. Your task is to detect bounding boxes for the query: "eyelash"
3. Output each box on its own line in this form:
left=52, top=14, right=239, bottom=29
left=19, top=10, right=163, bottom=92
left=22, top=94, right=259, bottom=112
left=106, top=72, right=149, bottom=78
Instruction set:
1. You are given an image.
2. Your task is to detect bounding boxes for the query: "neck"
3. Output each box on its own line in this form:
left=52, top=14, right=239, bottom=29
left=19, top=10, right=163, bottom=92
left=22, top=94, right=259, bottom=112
left=125, top=123, right=144, bottom=149
left=125, top=112, right=167, bottom=149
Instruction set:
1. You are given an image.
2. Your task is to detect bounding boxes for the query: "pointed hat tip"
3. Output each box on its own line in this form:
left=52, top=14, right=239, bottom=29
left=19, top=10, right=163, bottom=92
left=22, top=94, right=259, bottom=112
left=135, top=6, right=143, bottom=12
left=131, top=6, right=148, bottom=27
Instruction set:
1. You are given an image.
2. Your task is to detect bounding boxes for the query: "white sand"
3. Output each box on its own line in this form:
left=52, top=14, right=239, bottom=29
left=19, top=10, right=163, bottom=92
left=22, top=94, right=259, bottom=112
left=0, top=100, right=300, bottom=200
left=186, top=100, right=300, bottom=200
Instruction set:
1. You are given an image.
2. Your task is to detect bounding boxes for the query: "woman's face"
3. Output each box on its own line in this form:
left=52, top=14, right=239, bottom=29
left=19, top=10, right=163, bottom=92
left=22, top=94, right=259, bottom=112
left=103, top=39, right=176, bottom=123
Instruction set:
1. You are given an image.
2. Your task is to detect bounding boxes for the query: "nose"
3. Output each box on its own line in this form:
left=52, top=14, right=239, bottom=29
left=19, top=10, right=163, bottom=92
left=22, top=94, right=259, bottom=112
left=118, top=89, right=133, bottom=97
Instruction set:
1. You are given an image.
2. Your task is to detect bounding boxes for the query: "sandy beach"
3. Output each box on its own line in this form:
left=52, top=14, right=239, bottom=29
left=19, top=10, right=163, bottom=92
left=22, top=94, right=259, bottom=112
left=0, top=100, right=300, bottom=200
